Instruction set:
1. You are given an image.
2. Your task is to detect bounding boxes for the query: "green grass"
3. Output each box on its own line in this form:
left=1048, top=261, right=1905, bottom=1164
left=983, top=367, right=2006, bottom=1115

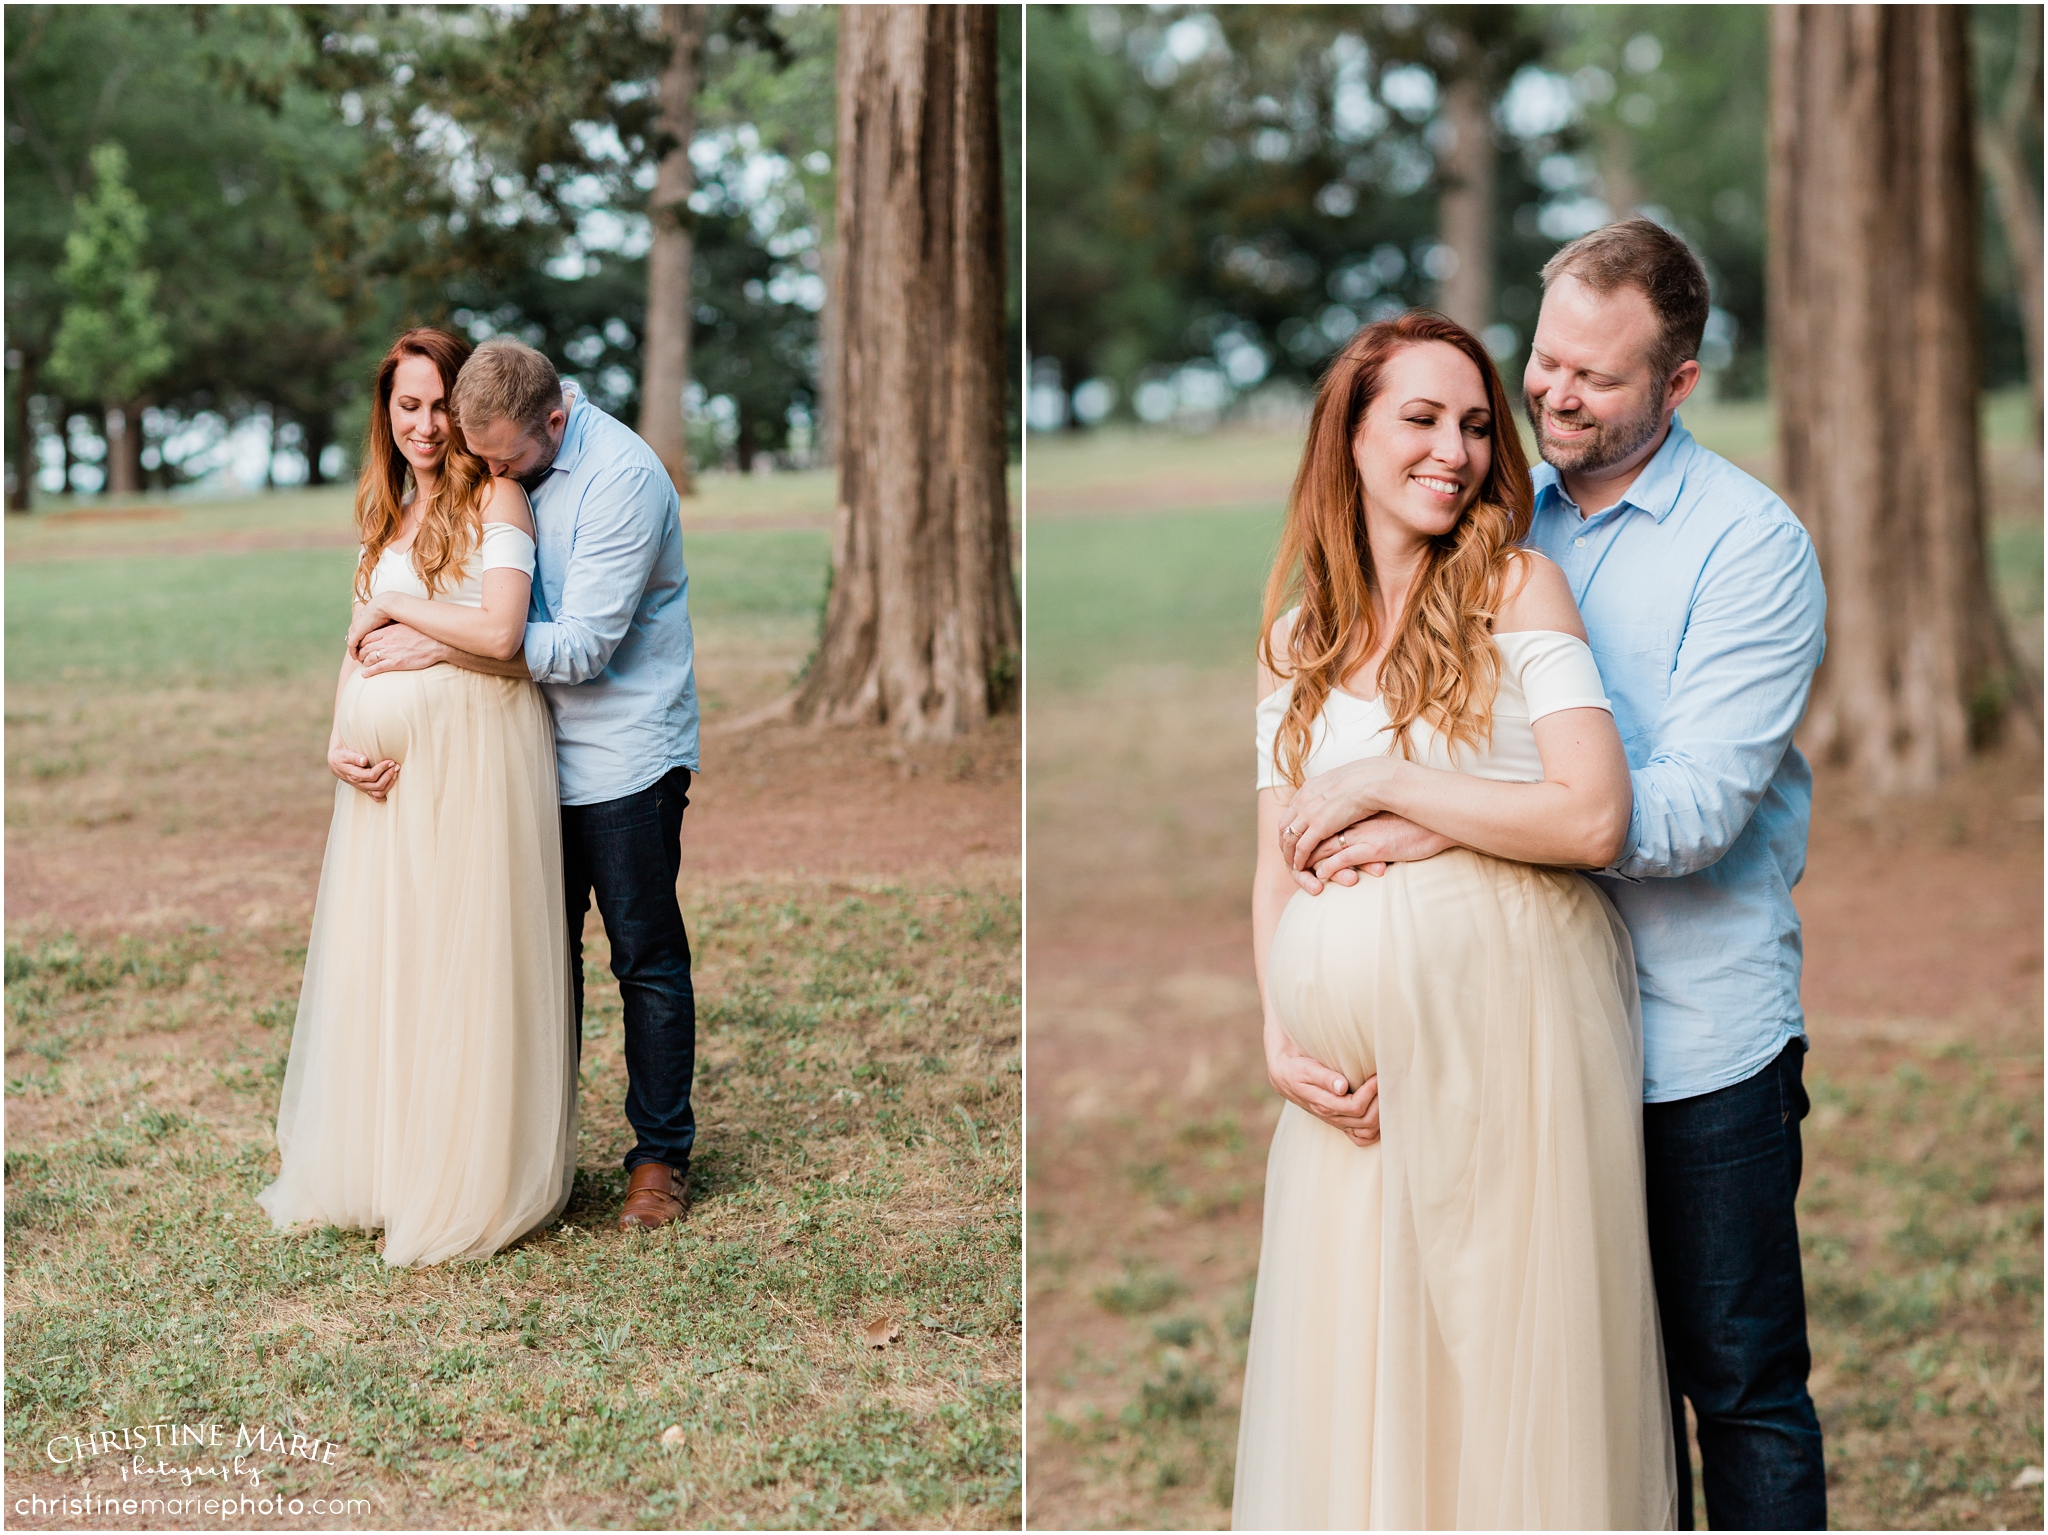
left=5, top=883, right=1021, bottom=1527
left=4, top=530, right=828, bottom=688
left=1798, top=1043, right=2044, bottom=1529
left=1025, top=509, right=1280, bottom=694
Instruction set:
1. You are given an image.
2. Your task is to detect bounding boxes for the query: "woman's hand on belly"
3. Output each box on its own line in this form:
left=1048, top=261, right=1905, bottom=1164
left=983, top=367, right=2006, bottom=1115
left=1265, top=1020, right=1381, bottom=1146
left=328, top=734, right=398, bottom=801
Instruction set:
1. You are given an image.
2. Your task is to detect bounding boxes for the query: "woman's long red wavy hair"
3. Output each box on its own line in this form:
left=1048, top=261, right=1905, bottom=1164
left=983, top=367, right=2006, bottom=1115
left=1259, top=310, right=1534, bottom=787
left=354, top=328, right=491, bottom=601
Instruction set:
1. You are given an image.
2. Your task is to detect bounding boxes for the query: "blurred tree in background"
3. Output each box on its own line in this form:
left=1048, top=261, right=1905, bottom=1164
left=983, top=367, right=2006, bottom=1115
left=46, top=143, right=174, bottom=496
left=6, top=4, right=1031, bottom=510
left=1024, top=3, right=2037, bottom=432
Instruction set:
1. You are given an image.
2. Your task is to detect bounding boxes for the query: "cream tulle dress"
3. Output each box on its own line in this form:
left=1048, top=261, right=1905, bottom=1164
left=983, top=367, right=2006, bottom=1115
left=1234, top=629, right=1677, bottom=1531
left=256, top=522, right=577, bottom=1267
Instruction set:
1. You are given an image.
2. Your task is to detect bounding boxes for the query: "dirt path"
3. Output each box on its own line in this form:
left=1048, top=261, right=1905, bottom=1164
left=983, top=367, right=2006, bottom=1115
left=5, top=682, right=1017, bottom=942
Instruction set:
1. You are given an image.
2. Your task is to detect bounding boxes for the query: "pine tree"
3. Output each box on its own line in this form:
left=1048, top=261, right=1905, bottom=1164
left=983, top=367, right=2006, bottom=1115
left=47, top=143, right=172, bottom=495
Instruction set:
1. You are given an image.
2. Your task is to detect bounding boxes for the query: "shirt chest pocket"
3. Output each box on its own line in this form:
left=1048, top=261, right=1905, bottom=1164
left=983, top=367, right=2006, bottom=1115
left=1588, top=622, right=1677, bottom=746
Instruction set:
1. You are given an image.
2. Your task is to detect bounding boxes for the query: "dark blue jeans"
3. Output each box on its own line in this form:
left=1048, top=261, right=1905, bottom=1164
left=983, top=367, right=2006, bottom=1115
left=560, top=765, right=696, bottom=1175
left=1645, top=1037, right=1826, bottom=1530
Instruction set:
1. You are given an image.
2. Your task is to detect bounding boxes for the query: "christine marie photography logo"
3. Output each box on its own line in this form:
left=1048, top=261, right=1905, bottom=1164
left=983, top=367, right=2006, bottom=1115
left=20, top=1419, right=370, bottom=1523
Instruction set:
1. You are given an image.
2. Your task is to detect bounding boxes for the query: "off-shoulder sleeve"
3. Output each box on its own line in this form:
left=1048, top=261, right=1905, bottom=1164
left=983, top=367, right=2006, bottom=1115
left=478, top=521, right=537, bottom=579
left=1255, top=685, right=1290, bottom=791
left=1500, top=630, right=1612, bottom=721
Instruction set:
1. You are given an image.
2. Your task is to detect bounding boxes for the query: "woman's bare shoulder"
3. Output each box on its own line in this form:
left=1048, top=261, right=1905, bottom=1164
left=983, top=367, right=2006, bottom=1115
left=481, top=476, right=535, bottom=536
left=1258, top=606, right=1300, bottom=700
left=1493, top=549, right=1585, bottom=640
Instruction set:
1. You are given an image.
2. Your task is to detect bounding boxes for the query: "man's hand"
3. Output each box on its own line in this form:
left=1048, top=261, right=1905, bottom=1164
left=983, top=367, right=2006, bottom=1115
left=328, top=740, right=398, bottom=802
left=1267, top=1037, right=1381, bottom=1147
left=1289, top=813, right=1456, bottom=894
left=355, top=622, right=451, bottom=677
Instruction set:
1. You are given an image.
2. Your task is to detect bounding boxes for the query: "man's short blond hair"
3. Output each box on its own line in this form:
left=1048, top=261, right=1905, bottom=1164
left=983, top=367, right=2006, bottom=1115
left=451, top=338, right=562, bottom=439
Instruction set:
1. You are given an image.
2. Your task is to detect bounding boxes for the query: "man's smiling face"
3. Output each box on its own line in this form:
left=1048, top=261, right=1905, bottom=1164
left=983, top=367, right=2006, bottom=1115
left=1521, top=273, right=1673, bottom=477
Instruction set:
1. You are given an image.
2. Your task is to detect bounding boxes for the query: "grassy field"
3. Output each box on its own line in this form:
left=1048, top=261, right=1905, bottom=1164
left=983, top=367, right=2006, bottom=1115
left=4, top=475, right=1021, bottom=1529
left=5, top=486, right=831, bottom=699
left=1023, top=388, right=2044, bottom=695
left=1024, top=405, right=2043, bottom=1530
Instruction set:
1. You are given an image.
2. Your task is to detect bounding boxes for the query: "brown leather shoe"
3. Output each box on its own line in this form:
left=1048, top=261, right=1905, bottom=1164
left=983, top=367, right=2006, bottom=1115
left=617, top=1163, right=688, bottom=1231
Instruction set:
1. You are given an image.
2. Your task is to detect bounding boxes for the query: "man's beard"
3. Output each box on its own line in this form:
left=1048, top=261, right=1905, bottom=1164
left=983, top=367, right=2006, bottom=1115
left=512, top=460, right=552, bottom=493
left=1522, top=388, right=1665, bottom=477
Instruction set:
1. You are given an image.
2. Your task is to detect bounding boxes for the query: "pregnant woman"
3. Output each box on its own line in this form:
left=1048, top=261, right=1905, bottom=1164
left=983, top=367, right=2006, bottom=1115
left=1234, top=312, right=1675, bottom=1528
left=256, top=327, right=576, bottom=1267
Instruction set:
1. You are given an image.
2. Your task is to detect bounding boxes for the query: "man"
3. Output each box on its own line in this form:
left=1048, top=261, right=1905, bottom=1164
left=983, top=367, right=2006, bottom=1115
left=357, top=338, right=701, bottom=1233
left=1292, top=219, right=1829, bottom=1528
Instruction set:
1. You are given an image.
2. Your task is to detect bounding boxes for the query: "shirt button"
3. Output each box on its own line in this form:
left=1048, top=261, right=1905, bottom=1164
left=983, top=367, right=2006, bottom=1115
left=1574, top=536, right=1587, bottom=547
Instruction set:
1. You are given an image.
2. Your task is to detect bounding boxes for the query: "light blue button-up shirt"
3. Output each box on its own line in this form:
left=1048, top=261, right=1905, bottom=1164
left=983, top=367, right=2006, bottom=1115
left=1525, top=414, right=1826, bottom=1103
left=522, top=385, right=700, bottom=806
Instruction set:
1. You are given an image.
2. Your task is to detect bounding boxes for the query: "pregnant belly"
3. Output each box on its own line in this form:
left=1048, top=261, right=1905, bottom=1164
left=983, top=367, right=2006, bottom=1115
left=341, top=665, right=456, bottom=765
left=1267, top=851, right=1536, bottom=1088
left=1269, top=850, right=1634, bottom=1104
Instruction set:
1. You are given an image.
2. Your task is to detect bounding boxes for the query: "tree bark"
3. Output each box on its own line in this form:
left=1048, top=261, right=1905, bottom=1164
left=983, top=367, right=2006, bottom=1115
left=1436, top=70, right=1494, bottom=333
left=105, top=401, right=141, bottom=497
left=1771, top=4, right=2039, bottom=794
left=1978, top=5, right=2043, bottom=448
left=637, top=4, right=702, bottom=496
left=793, top=4, right=1018, bottom=739
left=303, top=410, right=334, bottom=487
left=1598, top=121, right=1644, bottom=224
left=7, top=353, right=37, bottom=512
left=815, top=235, right=840, bottom=469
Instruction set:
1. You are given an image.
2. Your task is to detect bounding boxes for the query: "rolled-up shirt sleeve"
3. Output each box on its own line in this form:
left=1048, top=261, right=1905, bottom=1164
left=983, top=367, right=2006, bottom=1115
left=522, top=465, right=669, bottom=686
left=1609, top=515, right=1826, bottom=880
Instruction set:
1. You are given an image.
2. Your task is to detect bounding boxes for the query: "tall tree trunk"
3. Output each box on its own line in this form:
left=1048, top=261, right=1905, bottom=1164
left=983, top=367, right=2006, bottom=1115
left=1771, top=4, right=2039, bottom=794
left=1436, top=69, right=1494, bottom=333
left=104, top=401, right=140, bottom=497
left=794, top=4, right=1018, bottom=739
left=1598, top=121, right=1644, bottom=224
left=303, top=410, right=333, bottom=487
left=815, top=236, right=840, bottom=469
left=638, top=4, right=702, bottom=497
left=1978, top=5, right=2043, bottom=448
left=7, top=352, right=36, bottom=512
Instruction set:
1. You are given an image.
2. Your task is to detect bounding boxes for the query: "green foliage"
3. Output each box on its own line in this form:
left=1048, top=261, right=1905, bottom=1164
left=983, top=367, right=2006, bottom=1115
left=46, top=143, right=173, bottom=408
left=1026, top=4, right=2036, bottom=419
left=1533, top=7, right=1771, bottom=395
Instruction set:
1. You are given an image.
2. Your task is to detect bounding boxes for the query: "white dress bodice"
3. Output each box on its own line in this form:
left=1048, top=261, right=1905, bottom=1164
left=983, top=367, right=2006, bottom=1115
left=367, top=521, right=537, bottom=606
left=1256, top=628, right=1612, bottom=790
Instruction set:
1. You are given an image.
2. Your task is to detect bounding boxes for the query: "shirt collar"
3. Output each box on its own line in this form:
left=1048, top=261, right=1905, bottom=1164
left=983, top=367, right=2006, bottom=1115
left=544, top=382, right=589, bottom=478
left=1531, top=411, right=1694, bottom=524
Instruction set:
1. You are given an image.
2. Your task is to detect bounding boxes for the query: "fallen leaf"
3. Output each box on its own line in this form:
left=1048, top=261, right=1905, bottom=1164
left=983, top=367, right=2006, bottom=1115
left=863, top=1315, right=900, bottom=1349
left=2012, top=1465, right=2044, bottom=1490
left=462, top=1438, right=477, bottom=1452
left=660, top=1425, right=686, bottom=1450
